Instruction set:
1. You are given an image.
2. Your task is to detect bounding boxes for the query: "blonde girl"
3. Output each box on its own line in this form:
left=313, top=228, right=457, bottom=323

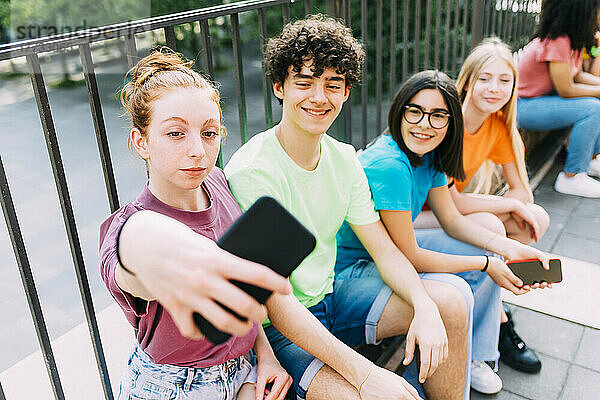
left=416, top=38, right=550, bottom=246
left=415, top=37, right=550, bottom=376
left=99, top=48, right=291, bottom=400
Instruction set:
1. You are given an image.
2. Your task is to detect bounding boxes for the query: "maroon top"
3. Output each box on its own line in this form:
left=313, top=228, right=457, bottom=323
left=99, top=167, right=257, bottom=367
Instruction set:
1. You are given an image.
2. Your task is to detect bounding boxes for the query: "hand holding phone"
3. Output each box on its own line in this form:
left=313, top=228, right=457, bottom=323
left=506, top=258, right=562, bottom=286
left=194, top=196, right=316, bottom=344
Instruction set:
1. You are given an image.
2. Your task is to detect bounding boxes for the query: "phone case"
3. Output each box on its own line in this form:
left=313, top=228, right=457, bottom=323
left=194, top=196, right=317, bottom=344
left=506, top=258, right=562, bottom=285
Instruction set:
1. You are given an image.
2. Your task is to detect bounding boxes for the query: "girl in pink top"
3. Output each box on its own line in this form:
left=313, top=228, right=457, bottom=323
left=517, top=0, right=600, bottom=197
left=99, top=49, right=291, bottom=400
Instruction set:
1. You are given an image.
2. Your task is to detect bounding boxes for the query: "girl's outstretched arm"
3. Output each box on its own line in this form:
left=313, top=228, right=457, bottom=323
left=116, top=210, right=291, bottom=339
left=379, top=207, right=491, bottom=274
left=429, top=186, right=549, bottom=270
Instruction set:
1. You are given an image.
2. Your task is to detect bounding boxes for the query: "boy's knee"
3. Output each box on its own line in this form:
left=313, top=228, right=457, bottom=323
left=434, top=283, right=469, bottom=332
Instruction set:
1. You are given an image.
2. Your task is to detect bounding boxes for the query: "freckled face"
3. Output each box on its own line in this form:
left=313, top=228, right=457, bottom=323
left=136, top=87, right=222, bottom=195
left=400, top=89, right=450, bottom=156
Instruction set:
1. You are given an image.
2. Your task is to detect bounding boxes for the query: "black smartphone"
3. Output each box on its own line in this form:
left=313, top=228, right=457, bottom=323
left=506, top=258, right=562, bottom=286
left=194, top=196, right=317, bottom=344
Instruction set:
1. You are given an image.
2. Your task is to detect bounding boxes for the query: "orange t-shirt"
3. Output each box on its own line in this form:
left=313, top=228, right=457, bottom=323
left=456, top=112, right=516, bottom=193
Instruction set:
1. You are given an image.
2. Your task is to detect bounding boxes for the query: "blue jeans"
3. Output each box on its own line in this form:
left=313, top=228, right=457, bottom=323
left=118, top=344, right=256, bottom=400
left=517, top=96, right=600, bottom=174
left=264, top=267, right=393, bottom=399
left=335, top=229, right=501, bottom=400
left=415, top=228, right=502, bottom=364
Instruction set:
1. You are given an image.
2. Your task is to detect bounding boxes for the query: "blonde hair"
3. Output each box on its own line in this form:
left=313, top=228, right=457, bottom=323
left=456, top=37, right=532, bottom=201
left=120, top=47, right=224, bottom=151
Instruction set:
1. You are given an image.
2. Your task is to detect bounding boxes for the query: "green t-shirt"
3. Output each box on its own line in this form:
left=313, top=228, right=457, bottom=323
left=225, top=128, right=380, bottom=309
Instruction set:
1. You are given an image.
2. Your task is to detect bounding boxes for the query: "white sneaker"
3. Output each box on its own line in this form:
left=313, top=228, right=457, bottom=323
left=471, top=361, right=502, bottom=394
left=588, top=157, right=600, bottom=178
left=554, top=172, right=600, bottom=198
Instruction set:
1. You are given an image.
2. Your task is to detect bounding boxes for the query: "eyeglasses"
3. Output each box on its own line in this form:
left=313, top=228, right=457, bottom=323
left=403, top=105, right=451, bottom=129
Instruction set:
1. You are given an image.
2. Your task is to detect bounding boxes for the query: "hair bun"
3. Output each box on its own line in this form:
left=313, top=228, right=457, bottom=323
left=129, top=47, right=192, bottom=88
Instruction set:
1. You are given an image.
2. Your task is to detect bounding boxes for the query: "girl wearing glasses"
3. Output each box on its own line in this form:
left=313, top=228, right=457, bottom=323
left=335, top=70, right=549, bottom=396
left=415, top=39, right=552, bottom=376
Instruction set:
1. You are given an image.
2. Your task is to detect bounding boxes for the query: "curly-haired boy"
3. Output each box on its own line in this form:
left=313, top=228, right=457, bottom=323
left=226, top=15, right=469, bottom=400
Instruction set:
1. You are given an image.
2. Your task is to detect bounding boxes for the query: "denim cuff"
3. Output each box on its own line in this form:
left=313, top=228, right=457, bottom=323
left=365, top=285, right=393, bottom=345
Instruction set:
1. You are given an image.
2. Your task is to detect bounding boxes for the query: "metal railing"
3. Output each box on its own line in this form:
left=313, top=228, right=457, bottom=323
left=0, top=1, right=539, bottom=398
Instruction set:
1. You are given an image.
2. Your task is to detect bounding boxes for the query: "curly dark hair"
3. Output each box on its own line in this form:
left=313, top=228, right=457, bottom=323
left=533, top=0, right=600, bottom=51
left=264, top=14, right=364, bottom=89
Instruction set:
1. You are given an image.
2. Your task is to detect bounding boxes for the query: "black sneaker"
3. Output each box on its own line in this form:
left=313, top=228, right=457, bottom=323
left=498, top=319, right=542, bottom=373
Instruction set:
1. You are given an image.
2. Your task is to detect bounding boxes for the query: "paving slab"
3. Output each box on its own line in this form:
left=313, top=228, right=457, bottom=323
left=496, top=354, right=568, bottom=400
left=551, top=232, right=600, bottom=265
left=562, top=215, right=600, bottom=241
left=573, top=327, right=600, bottom=371
left=532, top=212, right=567, bottom=253
left=559, top=365, right=600, bottom=400
left=572, top=198, right=600, bottom=218
left=471, top=389, right=529, bottom=399
left=506, top=306, right=584, bottom=363
left=533, top=187, right=581, bottom=216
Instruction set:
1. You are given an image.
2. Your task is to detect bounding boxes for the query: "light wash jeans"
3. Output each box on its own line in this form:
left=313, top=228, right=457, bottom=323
left=517, top=96, right=600, bottom=174
left=335, top=228, right=501, bottom=400
left=118, top=344, right=257, bottom=400
left=415, top=228, right=502, bottom=364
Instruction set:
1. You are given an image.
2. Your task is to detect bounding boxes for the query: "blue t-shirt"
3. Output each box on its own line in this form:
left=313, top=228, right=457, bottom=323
left=335, top=134, right=447, bottom=266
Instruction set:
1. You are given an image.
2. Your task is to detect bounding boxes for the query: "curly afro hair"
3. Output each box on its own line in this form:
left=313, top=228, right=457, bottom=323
left=265, top=14, right=364, bottom=89
left=533, top=0, right=600, bottom=51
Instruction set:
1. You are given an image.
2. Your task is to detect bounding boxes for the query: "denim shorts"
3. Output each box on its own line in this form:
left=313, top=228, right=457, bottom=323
left=117, top=344, right=257, bottom=400
left=264, top=259, right=392, bottom=399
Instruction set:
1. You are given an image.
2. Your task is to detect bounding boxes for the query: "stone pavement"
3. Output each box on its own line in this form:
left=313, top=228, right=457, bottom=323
left=470, top=158, right=600, bottom=400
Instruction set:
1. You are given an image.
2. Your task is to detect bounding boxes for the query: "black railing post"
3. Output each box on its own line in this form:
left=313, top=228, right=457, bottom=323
left=79, top=43, right=120, bottom=213
left=124, top=34, right=138, bottom=69
left=164, top=26, right=177, bottom=50
left=390, top=0, right=397, bottom=92
left=424, top=0, right=432, bottom=69
left=342, top=0, right=352, bottom=144
left=472, top=0, right=485, bottom=48
left=361, top=0, right=368, bottom=148
left=305, top=0, right=313, bottom=15
left=26, top=53, right=113, bottom=400
left=258, top=8, right=273, bottom=129
left=325, top=0, right=343, bottom=18
left=0, top=154, right=66, bottom=400
left=402, top=0, right=409, bottom=82
left=376, top=0, right=382, bottom=134
left=231, top=13, right=249, bottom=144
left=413, top=0, right=421, bottom=73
